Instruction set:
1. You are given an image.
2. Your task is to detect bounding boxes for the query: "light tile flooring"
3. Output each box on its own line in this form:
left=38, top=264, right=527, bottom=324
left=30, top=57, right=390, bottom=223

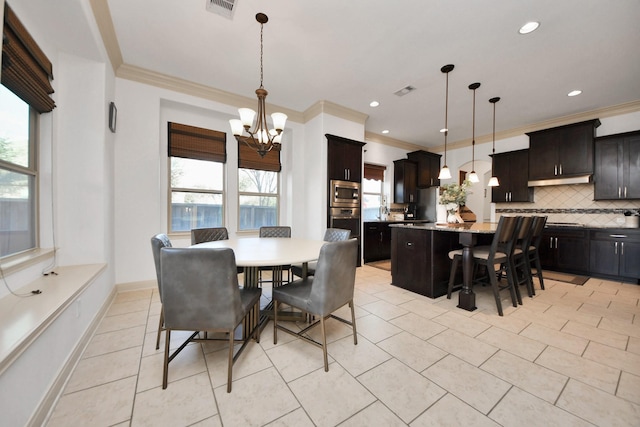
left=45, top=267, right=640, bottom=426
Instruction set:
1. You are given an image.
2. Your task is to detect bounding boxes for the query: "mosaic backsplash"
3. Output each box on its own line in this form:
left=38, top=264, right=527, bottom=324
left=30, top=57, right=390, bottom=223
left=496, top=184, right=640, bottom=227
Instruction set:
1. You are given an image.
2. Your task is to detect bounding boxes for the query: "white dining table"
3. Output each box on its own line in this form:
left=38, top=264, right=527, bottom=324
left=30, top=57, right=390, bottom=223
left=191, top=237, right=327, bottom=288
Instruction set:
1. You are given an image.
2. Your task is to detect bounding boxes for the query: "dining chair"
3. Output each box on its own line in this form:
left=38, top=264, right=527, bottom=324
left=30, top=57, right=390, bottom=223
left=446, top=216, right=520, bottom=316
left=273, top=239, right=358, bottom=371
left=160, top=247, right=261, bottom=392
left=258, top=226, right=292, bottom=286
left=525, top=215, right=548, bottom=292
left=190, top=226, right=229, bottom=245
left=150, top=233, right=171, bottom=350
left=510, top=216, right=535, bottom=300
left=291, top=228, right=351, bottom=279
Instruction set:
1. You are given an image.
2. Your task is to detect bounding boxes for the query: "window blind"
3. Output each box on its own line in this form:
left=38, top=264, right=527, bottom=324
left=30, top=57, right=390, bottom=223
left=364, top=163, right=386, bottom=181
left=168, top=122, right=227, bottom=163
left=1, top=3, right=55, bottom=113
left=237, top=141, right=281, bottom=172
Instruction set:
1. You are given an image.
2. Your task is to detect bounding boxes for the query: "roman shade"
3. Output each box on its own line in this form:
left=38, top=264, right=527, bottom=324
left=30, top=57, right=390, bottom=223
left=364, top=163, right=386, bottom=181
left=238, top=141, right=281, bottom=172
left=168, top=122, right=226, bottom=163
left=1, top=3, right=55, bottom=113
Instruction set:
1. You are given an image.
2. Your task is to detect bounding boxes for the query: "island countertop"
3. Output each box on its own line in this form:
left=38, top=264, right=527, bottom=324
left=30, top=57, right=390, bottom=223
left=389, top=222, right=498, bottom=233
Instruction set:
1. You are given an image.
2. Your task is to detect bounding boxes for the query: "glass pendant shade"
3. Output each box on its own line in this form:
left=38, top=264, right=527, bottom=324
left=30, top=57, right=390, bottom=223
left=488, top=176, right=500, bottom=187
left=238, top=108, right=256, bottom=128
left=468, top=171, right=479, bottom=182
left=438, top=165, right=452, bottom=180
left=271, top=112, right=288, bottom=131
left=229, top=119, right=244, bottom=136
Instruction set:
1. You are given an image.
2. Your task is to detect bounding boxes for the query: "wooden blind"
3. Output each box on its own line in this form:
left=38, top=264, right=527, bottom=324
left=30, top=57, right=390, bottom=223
left=364, top=163, right=386, bottom=181
left=1, top=3, right=55, bottom=113
left=237, top=141, right=281, bottom=172
left=168, top=122, right=226, bottom=163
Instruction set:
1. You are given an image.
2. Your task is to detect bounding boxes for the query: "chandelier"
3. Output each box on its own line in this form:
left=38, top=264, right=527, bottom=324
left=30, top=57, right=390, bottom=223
left=229, top=13, right=287, bottom=157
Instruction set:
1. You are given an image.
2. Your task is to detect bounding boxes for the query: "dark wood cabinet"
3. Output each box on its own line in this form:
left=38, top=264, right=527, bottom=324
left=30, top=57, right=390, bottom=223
left=590, top=230, right=640, bottom=282
left=594, top=130, right=640, bottom=200
left=407, top=150, right=442, bottom=188
left=539, top=227, right=590, bottom=275
left=391, top=227, right=460, bottom=298
left=491, top=149, right=533, bottom=203
left=527, top=119, right=600, bottom=182
left=363, top=222, right=392, bottom=262
left=394, top=159, right=417, bottom=203
left=326, top=134, right=365, bottom=182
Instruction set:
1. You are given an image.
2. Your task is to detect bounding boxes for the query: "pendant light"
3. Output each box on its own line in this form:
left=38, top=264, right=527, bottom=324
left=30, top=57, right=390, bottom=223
left=438, top=64, right=454, bottom=180
left=467, top=82, right=481, bottom=183
left=487, top=97, right=501, bottom=187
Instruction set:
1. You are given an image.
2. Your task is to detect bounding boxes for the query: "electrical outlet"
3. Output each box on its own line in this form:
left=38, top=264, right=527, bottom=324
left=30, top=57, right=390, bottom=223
left=616, top=217, right=625, bottom=225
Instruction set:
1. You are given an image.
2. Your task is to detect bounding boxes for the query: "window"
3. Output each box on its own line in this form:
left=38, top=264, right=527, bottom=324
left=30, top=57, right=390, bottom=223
left=237, top=142, right=280, bottom=230
left=168, top=122, right=226, bottom=233
left=0, top=85, right=36, bottom=258
left=362, top=163, right=386, bottom=221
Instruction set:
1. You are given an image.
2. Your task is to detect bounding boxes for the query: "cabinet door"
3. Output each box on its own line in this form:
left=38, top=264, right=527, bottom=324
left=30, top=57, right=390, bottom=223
left=491, top=153, right=510, bottom=203
left=394, top=160, right=417, bottom=203
left=594, top=139, right=622, bottom=200
left=556, top=233, right=589, bottom=274
left=559, top=124, right=594, bottom=176
left=343, top=142, right=363, bottom=182
left=391, top=228, right=428, bottom=294
left=528, top=132, right=558, bottom=180
left=327, top=136, right=364, bottom=182
left=408, top=151, right=441, bottom=188
left=538, top=233, right=556, bottom=269
left=589, top=240, right=619, bottom=276
left=380, top=223, right=392, bottom=260
left=620, top=241, right=640, bottom=279
left=623, top=135, right=640, bottom=199
left=363, top=223, right=382, bottom=263
left=508, top=150, right=533, bottom=202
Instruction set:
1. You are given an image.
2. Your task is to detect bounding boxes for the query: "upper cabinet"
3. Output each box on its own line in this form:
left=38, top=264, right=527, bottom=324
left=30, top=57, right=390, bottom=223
left=527, top=119, right=601, bottom=183
left=407, top=150, right=442, bottom=188
left=491, top=149, right=533, bottom=203
left=326, top=134, right=365, bottom=182
left=394, top=159, right=417, bottom=203
left=594, top=130, right=640, bottom=200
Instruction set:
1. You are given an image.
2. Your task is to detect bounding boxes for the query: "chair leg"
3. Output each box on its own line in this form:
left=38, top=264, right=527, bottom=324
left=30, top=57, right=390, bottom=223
left=350, top=300, right=358, bottom=345
left=522, top=253, right=535, bottom=297
left=533, top=253, right=545, bottom=290
left=273, top=299, right=279, bottom=345
left=505, top=258, right=522, bottom=306
left=227, top=329, right=234, bottom=393
left=320, top=316, right=329, bottom=371
left=486, top=265, right=504, bottom=316
left=162, top=329, right=171, bottom=389
left=447, top=255, right=460, bottom=299
left=156, top=308, right=164, bottom=350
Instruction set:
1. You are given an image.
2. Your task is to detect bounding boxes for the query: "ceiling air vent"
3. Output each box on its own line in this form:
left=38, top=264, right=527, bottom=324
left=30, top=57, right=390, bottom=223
left=394, top=85, right=416, bottom=97
left=206, top=0, right=237, bottom=19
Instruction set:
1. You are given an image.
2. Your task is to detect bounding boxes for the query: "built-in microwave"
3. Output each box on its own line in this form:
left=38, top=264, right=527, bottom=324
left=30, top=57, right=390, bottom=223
left=330, top=180, right=360, bottom=207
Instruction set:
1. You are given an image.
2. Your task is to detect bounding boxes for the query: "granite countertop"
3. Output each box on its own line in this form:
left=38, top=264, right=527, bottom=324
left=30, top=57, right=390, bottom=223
left=364, top=219, right=433, bottom=224
left=389, top=222, right=499, bottom=233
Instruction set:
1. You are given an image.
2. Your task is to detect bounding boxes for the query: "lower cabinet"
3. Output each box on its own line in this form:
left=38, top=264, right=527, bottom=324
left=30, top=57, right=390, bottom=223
left=391, top=227, right=460, bottom=298
left=539, top=228, right=590, bottom=275
left=590, top=230, right=640, bottom=281
left=363, top=222, right=392, bottom=263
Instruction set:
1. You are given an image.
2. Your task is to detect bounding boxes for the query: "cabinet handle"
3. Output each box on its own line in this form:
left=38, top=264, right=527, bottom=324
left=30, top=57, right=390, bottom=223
left=555, top=237, right=558, bottom=249
left=406, top=242, right=413, bottom=247
left=621, top=242, right=625, bottom=255
left=609, top=234, right=627, bottom=238
left=559, top=164, right=563, bottom=175
left=379, top=232, right=383, bottom=242
left=554, top=164, right=558, bottom=176
left=619, top=187, right=622, bottom=198
left=550, top=238, right=554, bottom=249
left=624, top=187, right=627, bottom=198
left=614, top=241, right=618, bottom=255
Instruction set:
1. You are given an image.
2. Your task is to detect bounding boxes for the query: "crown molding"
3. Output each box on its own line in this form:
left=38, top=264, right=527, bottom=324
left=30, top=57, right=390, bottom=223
left=89, top=0, right=122, bottom=72
left=363, top=132, right=424, bottom=151
left=303, top=100, right=368, bottom=125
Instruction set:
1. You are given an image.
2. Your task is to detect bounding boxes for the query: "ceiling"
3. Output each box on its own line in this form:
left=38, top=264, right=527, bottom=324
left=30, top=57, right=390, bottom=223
left=92, top=1, right=640, bottom=148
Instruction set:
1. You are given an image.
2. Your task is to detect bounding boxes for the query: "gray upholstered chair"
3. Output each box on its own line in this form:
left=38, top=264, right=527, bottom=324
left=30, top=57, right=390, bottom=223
left=291, top=228, right=351, bottom=279
left=273, top=239, right=358, bottom=371
left=446, top=216, right=520, bottom=316
left=258, top=226, right=292, bottom=285
left=191, top=227, right=229, bottom=245
left=160, top=247, right=261, bottom=392
left=150, top=233, right=172, bottom=350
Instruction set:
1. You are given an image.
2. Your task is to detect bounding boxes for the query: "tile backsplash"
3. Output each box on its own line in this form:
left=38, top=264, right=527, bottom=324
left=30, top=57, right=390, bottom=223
left=496, top=184, right=640, bottom=227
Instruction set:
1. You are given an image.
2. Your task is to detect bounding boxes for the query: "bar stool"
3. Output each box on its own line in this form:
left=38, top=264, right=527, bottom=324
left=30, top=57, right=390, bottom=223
left=511, top=216, right=535, bottom=299
left=447, top=216, right=520, bottom=316
left=524, top=216, right=548, bottom=292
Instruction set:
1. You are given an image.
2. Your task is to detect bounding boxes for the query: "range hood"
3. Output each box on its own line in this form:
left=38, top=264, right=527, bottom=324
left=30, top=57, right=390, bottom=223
left=528, top=174, right=592, bottom=187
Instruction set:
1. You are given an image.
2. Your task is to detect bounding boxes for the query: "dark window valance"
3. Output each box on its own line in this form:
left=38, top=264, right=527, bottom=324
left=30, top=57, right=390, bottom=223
left=2, top=3, right=55, bottom=113
left=364, top=163, right=386, bottom=181
left=237, top=141, right=281, bottom=172
left=168, top=122, right=227, bottom=163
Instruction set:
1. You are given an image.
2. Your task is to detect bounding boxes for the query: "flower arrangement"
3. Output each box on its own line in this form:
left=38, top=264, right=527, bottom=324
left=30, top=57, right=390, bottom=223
left=439, top=179, right=471, bottom=207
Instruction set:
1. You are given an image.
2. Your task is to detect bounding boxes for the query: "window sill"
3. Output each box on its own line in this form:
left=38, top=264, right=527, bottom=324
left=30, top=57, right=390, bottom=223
left=0, top=263, right=107, bottom=376
left=0, top=248, right=56, bottom=276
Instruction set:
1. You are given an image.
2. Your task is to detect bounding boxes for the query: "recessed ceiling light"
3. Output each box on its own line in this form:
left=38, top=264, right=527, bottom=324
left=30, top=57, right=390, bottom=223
left=519, top=21, right=540, bottom=34
left=369, top=101, right=380, bottom=107
left=382, top=129, right=389, bottom=134
left=568, top=90, right=582, bottom=97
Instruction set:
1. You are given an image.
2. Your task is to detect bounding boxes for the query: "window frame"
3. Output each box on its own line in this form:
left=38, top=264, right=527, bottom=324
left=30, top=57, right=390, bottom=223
left=237, top=167, right=280, bottom=232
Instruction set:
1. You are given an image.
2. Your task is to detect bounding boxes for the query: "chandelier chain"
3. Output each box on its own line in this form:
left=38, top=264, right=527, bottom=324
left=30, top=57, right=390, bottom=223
left=259, top=22, right=264, bottom=89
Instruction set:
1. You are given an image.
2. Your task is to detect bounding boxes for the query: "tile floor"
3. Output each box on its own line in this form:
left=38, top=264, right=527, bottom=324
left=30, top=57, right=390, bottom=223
left=45, top=267, right=640, bottom=426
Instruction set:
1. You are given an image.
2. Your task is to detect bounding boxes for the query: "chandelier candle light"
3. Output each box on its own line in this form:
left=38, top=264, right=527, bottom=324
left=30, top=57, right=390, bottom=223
left=488, top=97, right=501, bottom=187
left=438, top=64, right=454, bottom=180
left=229, top=13, right=287, bottom=157
left=467, top=82, right=481, bottom=183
